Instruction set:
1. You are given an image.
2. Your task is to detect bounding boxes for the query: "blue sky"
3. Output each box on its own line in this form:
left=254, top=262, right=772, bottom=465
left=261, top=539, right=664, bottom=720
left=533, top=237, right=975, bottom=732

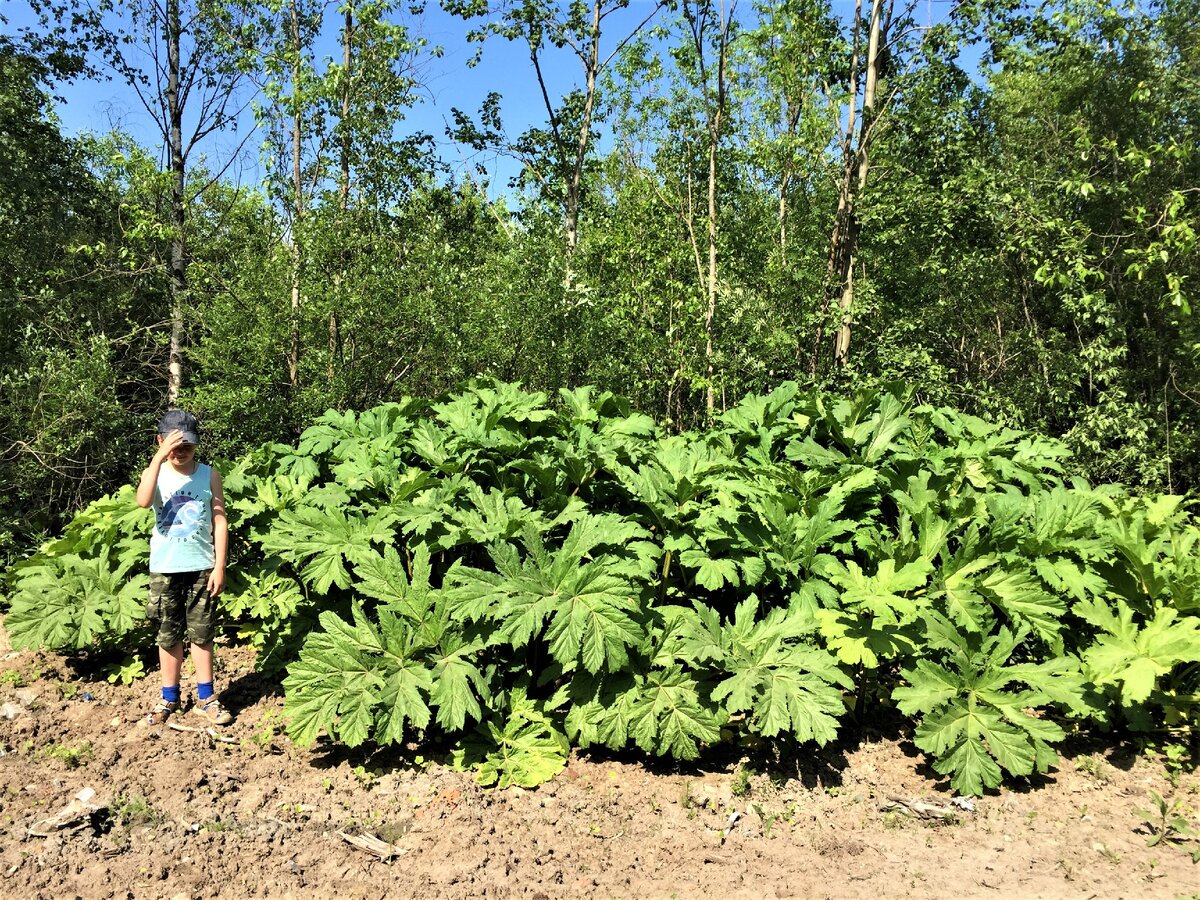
left=6, top=1, right=962, bottom=199
left=5, top=0, right=677, bottom=198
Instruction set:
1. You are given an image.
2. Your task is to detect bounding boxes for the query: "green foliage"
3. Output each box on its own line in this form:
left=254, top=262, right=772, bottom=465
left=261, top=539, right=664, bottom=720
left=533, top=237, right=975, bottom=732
left=453, top=686, right=570, bottom=789
left=4, top=487, right=151, bottom=652
left=894, top=613, right=1092, bottom=796
left=1136, top=790, right=1200, bottom=863
left=5, top=381, right=1200, bottom=795
left=105, top=655, right=146, bottom=685
left=38, top=741, right=94, bottom=769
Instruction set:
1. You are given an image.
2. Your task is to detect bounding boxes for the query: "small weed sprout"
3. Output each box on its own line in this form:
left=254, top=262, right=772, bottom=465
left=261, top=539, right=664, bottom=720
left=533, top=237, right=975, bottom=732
left=731, top=766, right=753, bottom=798
left=54, top=681, right=79, bottom=700
left=1075, top=755, right=1112, bottom=783
left=115, top=794, right=161, bottom=828
left=39, top=742, right=93, bottom=769
left=678, top=780, right=695, bottom=810
left=248, top=709, right=285, bottom=750
left=104, top=655, right=145, bottom=685
left=1136, top=790, right=1200, bottom=863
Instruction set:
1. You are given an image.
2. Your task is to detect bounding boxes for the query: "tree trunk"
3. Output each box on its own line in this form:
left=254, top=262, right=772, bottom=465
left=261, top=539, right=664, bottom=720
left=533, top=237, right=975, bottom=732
left=166, top=0, right=186, bottom=405
left=811, top=0, right=885, bottom=372
left=288, top=0, right=303, bottom=389
left=704, top=92, right=722, bottom=415
left=564, top=0, right=602, bottom=265
left=701, top=0, right=732, bottom=416
left=330, top=3, right=352, bottom=386
left=340, top=4, right=352, bottom=213
left=832, top=0, right=884, bottom=366
left=777, top=98, right=802, bottom=265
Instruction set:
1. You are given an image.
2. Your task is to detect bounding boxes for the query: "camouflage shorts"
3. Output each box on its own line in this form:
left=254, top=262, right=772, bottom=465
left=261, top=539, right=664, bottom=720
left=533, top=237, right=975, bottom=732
left=145, top=570, right=216, bottom=649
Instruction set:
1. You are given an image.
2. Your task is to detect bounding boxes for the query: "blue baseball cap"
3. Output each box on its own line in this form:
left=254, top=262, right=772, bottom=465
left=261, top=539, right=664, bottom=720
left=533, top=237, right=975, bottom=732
left=158, top=409, right=201, bottom=445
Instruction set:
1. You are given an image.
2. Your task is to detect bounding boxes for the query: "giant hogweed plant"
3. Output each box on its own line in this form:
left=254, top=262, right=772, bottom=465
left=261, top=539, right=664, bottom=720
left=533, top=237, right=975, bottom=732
left=3, top=380, right=1199, bottom=794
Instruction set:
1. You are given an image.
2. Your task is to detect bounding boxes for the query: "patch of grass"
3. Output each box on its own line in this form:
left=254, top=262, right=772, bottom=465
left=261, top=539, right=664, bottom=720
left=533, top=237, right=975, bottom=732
left=246, top=709, right=285, bottom=751
left=0, top=670, right=27, bottom=688
left=53, top=681, right=79, bottom=700
left=751, top=803, right=777, bottom=837
left=1096, top=843, right=1121, bottom=865
left=38, top=741, right=93, bottom=769
left=678, top=780, right=695, bottom=810
left=730, top=766, right=753, bottom=798
left=114, top=794, right=161, bottom=828
left=1075, top=754, right=1113, bottom=783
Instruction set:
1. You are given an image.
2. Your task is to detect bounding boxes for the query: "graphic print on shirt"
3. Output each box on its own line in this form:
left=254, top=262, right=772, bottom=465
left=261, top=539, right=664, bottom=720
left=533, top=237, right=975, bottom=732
left=157, top=488, right=207, bottom=540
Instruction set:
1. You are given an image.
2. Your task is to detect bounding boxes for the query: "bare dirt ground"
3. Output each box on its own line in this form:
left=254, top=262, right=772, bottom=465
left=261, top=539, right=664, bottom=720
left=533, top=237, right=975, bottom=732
left=1, top=624, right=1198, bottom=900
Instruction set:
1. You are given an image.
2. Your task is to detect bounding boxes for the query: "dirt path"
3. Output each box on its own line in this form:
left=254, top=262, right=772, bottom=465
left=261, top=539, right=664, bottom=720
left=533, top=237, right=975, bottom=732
left=1, top=637, right=1196, bottom=900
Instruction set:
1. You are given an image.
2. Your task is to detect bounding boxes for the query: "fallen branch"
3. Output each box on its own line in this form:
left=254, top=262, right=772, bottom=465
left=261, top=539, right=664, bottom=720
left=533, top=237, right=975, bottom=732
left=337, top=830, right=407, bottom=862
left=881, top=794, right=973, bottom=820
left=169, top=721, right=239, bottom=744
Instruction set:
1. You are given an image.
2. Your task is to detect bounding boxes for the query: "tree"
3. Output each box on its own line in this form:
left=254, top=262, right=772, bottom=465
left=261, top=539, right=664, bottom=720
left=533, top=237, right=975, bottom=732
left=445, top=0, right=666, bottom=276
left=103, top=0, right=250, bottom=403
left=0, top=54, right=172, bottom=561
left=859, top=0, right=1200, bottom=489
left=681, top=0, right=737, bottom=414
left=811, top=0, right=889, bottom=371
left=235, top=0, right=432, bottom=392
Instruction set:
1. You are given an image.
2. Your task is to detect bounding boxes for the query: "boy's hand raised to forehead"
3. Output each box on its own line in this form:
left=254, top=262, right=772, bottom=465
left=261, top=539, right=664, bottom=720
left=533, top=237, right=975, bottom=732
left=154, top=429, right=189, bottom=463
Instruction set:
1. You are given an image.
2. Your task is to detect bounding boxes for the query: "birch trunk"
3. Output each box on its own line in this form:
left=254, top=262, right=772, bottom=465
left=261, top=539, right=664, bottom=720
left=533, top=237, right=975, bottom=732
left=166, top=0, right=186, bottom=405
left=832, top=0, right=884, bottom=367
left=288, top=0, right=303, bottom=389
left=330, top=3, right=352, bottom=385
left=564, top=0, right=602, bottom=263
left=694, top=0, right=734, bottom=416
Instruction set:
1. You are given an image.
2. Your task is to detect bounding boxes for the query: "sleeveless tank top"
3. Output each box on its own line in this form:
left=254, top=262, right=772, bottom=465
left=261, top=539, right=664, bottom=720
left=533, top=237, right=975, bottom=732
left=149, top=462, right=215, bottom=573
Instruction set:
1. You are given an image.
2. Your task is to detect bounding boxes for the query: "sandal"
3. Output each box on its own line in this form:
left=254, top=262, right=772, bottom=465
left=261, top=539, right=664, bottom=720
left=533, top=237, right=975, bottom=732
left=192, top=697, right=233, bottom=725
left=145, top=699, right=180, bottom=726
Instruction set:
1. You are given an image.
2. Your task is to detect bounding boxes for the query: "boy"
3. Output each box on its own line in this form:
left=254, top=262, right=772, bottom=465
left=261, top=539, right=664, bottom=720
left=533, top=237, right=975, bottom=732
left=135, top=409, right=233, bottom=726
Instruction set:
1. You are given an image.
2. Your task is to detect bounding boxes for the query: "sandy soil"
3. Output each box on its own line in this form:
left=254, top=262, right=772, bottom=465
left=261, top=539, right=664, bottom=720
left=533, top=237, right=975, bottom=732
left=1, top=627, right=1197, bottom=900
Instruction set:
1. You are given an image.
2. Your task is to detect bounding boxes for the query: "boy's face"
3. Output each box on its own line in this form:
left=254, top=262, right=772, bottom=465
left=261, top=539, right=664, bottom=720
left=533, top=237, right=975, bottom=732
left=157, top=433, right=198, bottom=464
left=169, top=442, right=197, bottom=464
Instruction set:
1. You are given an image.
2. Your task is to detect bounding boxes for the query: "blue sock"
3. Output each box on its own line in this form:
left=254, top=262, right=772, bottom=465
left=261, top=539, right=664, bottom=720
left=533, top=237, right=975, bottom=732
left=162, top=685, right=181, bottom=704
left=197, top=681, right=214, bottom=701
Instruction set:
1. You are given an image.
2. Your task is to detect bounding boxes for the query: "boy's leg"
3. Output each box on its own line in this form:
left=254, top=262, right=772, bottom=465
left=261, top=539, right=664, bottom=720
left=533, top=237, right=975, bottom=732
left=160, top=643, right=185, bottom=688
left=184, top=570, right=232, bottom=724
left=191, top=641, right=213, bottom=687
left=190, top=641, right=231, bottom=723
left=145, top=573, right=185, bottom=723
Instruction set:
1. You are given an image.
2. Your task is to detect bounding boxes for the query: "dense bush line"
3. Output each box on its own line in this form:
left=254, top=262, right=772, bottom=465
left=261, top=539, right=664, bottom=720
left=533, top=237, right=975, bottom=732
left=4, top=382, right=1199, bottom=794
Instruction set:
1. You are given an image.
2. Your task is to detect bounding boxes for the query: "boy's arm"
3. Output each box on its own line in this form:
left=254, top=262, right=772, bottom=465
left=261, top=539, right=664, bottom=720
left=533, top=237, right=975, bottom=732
left=208, top=466, right=228, bottom=597
left=136, top=430, right=185, bottom=508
